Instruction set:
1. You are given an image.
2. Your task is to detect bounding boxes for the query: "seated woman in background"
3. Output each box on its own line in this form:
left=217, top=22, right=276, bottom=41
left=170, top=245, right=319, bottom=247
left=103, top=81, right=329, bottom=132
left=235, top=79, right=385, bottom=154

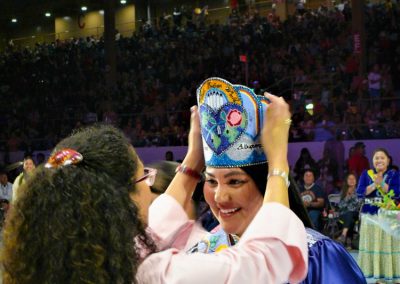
left=146, top=78, right=366, bottom=284
left=337, top=173, right=361, bottom=247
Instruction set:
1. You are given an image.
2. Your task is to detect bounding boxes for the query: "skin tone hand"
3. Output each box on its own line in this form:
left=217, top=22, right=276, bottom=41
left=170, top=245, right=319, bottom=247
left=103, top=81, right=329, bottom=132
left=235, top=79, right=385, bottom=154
left=366, top=173, right=388, bottom=195
left=366, top=183, right=377, bottom=195
left=183, top=106, right=205, bottom=172
left=261, top=93, right=291, bottom=207
left=165, top=106, right=205, bottom=208
left=374, top=174, right=388, bottom=193
left=374, top=174, right=383, bottom=187
left=310, top=198, right=325, bottom=208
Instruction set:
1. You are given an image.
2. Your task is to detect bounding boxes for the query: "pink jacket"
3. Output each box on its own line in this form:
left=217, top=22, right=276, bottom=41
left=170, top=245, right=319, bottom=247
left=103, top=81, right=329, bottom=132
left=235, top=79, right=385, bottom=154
left=137, top=194, right=308, bottom=284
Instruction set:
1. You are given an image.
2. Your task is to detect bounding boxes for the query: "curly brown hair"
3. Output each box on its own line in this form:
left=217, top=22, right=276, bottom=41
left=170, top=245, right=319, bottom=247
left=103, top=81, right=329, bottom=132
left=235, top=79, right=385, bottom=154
left=1, top=125, right=155, bottom=284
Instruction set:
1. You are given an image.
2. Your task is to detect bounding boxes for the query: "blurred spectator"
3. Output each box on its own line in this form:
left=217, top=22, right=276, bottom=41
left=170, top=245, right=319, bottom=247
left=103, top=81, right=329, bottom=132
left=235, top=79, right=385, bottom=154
left=324, top=133, right=345, bottom=180
left=0, top=168, right=13, bottom=201
left=294, top=147, right=318, bottom=180
left=344, top=146, right=355, bottom=175
left=12, top=156, right=36, bottom=201
left=347, top=142, right=370, bottom=177
left=35, top=152, right=46, bottom=165
left=317, top=148, right=339, bottom=196
left=313, top=114, right=335, bottom=141
left=367, top=64, right=382, bottom=99
left=165, top=150, right=174, bottom=161
left=336, top=173, right=361, bottom=248
left=299, top=169, right=325, bottom=231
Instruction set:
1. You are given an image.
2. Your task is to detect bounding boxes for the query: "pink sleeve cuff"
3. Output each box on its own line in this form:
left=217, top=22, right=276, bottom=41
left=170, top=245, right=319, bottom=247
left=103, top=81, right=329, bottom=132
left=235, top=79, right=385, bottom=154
left=148, top=194, right=206, bottom=250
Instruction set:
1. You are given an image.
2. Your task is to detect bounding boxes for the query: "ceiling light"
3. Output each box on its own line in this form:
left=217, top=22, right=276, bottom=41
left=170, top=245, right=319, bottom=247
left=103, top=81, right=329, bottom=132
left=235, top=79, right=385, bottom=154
left=120, top=0, right=127, bottom=4
left=45, top=12, right=51, bottom=17
left=11, top=18, right=17, bottom=23
left=99, top=10, right=104, bottom=15
left=63, top=16, right=71, bottom=20
left=81, top=6, right=87, bottom=11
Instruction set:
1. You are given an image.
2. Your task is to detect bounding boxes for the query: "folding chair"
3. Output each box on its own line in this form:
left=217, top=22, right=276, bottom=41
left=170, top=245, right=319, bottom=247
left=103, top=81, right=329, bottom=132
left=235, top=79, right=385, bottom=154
left=322, top=194, right=342, bottom=238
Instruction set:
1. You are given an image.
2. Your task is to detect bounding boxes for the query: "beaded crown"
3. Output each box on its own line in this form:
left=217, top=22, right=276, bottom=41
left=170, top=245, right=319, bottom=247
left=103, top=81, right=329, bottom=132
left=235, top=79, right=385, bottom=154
left=197, top=77, right=269, bottom=167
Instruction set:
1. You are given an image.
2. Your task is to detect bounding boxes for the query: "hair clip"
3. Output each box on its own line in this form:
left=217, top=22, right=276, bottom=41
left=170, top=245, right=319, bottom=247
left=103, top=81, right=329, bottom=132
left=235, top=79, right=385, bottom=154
left=45, top=148, right=83, bottom=169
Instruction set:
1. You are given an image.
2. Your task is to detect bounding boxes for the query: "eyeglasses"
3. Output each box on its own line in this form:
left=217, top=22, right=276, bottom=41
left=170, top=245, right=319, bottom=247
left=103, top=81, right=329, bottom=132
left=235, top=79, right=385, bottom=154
left=135, top=167, right=157, bottom=187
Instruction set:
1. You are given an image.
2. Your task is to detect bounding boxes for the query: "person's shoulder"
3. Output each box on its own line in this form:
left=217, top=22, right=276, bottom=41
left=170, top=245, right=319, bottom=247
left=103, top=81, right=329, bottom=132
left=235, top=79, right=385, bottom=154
left=359, top=169, right=369, bottom=176
left=306, top=229, right=367, bottom=283
left=306, top=228, right=345, bottom=250
left=14, top=173, right=23, bottom=183
left=312, top=183, right=323, bottom=192
left=387, top=169, right=400, bottom=178
left=306, top=228, right=329, bottom=247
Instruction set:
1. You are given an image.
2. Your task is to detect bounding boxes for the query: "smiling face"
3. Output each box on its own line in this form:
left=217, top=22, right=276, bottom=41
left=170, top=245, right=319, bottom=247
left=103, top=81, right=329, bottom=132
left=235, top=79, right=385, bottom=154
left=203, top=167, right=263, bottom=236
left=303, top=171, right=315, bottom=186
left=347, top=174, right=357, bottom=188
left=23, top=158, right=35, bottom=173
left=0, top=173, right=7, bottom=185
left=346, top=174, right=357, bottom=194
left=373, top=150, right=390, bottom=173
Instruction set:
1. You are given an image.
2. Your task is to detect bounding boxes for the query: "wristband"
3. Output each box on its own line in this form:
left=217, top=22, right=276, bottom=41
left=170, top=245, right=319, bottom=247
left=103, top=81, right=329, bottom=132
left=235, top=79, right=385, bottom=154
left=175, top=165, right=203, bottom=181
left=267, top=168, right=290, bottom=187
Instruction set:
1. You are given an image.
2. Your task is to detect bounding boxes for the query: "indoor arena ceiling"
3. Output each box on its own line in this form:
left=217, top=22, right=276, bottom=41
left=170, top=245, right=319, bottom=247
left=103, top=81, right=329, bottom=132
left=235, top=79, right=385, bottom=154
left=0, top=0, right=181, bottom=21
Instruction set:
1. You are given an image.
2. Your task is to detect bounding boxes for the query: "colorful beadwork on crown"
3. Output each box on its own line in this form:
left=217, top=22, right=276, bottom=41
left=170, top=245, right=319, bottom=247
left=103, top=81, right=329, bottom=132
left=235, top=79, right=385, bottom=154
left=200, top=104, right=248, bottom=155
left=197, top=77, right=269, bottom=168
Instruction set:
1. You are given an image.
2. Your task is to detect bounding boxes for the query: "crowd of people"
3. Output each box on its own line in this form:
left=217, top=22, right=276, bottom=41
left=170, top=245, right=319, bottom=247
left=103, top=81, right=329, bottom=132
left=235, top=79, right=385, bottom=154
left=0, top=2, right=399, bottom=158
left=0, top=1, right=399, bottom=282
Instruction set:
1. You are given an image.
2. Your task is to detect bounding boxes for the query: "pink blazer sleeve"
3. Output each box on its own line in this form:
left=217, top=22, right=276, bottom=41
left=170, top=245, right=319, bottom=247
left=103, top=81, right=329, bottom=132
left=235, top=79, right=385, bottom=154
left=147, top=194, right=207, bottom=251
left=138, top=196, right=308, bottom=284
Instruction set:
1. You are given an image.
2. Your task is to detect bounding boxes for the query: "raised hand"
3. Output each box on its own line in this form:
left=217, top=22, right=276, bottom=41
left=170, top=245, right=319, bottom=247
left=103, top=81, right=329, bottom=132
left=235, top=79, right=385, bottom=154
left=261, top=93, right=291, bottom=173
left=184, top=106, right=205, bottom=172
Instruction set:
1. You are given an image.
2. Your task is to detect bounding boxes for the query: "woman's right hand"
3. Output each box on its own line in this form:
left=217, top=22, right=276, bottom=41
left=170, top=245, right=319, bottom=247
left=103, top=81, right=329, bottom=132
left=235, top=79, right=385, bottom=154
left=183, top=106, right=204, bottom=172
left=261, top=93, right=291, bottom=207
left=261, top=93, right=291, bottom=173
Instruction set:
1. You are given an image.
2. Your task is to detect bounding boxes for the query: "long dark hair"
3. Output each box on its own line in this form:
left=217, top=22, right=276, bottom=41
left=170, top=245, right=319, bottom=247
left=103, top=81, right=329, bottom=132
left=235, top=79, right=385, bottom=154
left=340, top=173, right=357, bottom=200
left=1, top=125, right=155, bottom=284
left=242, top=163, right=313, bottom=228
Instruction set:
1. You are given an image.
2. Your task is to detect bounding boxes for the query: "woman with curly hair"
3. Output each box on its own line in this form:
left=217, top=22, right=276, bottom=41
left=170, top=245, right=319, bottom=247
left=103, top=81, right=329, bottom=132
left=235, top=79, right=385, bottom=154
left=1, top=124, right=156, bottom=284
